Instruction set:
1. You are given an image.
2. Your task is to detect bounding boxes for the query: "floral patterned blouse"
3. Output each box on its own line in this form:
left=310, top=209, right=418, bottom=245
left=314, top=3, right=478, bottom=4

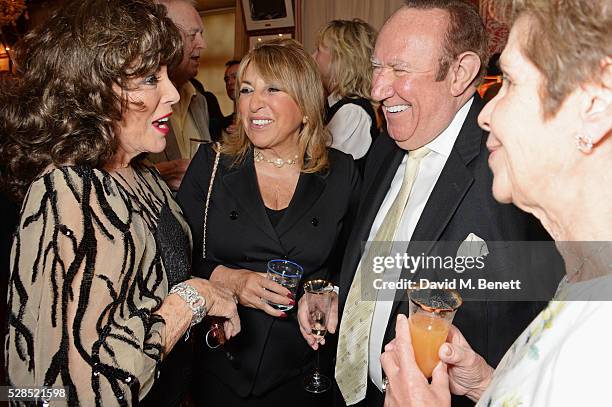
left=477, top=274, right=612, bottom=406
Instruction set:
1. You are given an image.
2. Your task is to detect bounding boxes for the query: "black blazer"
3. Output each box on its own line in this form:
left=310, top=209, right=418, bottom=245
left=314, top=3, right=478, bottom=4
left=176, top=144, right=360, bottom=397
left=337, top=96, right=559, bottom=406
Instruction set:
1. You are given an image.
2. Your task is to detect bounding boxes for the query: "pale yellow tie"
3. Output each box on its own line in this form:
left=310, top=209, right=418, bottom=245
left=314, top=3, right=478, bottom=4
left=335, top=146, right=430, bottom=405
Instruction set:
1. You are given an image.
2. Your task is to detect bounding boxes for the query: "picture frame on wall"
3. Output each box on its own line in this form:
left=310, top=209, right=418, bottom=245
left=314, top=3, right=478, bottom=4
left=241, top=0, right=295, bottom=31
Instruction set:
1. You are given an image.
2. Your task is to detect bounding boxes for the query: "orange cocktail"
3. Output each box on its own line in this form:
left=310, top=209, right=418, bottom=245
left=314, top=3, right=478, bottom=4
left=409, top=312, right=450, bottom=378
left=407, top=288, right=462, bottom=378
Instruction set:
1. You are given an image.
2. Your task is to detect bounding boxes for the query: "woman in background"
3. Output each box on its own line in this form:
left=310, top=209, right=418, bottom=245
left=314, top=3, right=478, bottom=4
left=313, top=19, right=380, bottom=168
left=0, top=0, right=239, bottom=404
left=177, top=38, right=359, bottom=406
left=381, top=0, right=612, bottom=405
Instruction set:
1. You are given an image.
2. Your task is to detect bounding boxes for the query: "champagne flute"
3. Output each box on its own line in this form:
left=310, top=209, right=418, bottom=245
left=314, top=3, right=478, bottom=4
left=303, top=279, right=334, bottom=393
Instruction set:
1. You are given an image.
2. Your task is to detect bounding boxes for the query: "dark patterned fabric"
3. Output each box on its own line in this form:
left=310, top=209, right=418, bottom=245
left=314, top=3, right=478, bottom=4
left=5, top=165, right=192, bottom=406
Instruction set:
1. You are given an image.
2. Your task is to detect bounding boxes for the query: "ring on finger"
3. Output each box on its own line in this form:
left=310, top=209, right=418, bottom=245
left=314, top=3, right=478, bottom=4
left=382, top=377, right=389, bottom=394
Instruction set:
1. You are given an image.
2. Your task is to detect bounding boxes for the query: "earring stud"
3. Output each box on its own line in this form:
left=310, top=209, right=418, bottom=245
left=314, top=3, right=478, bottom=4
left=575, top=134, right=593, bottom=153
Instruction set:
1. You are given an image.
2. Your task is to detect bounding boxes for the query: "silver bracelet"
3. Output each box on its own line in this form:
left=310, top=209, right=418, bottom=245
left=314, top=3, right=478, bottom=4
left=169, top=282, right=207, bottom=339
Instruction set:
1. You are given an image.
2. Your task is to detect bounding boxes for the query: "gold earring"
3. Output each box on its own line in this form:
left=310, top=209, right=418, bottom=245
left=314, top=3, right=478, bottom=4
left=302, top=116, right=308, bottom=124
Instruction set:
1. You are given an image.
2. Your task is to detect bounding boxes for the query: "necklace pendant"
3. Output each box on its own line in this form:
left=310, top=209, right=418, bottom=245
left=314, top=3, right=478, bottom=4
left=253, top=149, right=299, bottom=168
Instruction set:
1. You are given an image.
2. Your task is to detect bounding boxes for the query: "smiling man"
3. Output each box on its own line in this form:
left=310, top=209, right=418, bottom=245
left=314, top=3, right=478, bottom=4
left=331, top=1, right=554, bottom=406
left=149, top=0, right=212, bottom=190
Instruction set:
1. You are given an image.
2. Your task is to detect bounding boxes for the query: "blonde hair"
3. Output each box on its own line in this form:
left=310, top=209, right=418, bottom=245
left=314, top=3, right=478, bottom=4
left=316, top=19, right=377, bottom=100
left=222, top=38, right=329, bottom=173
left=501, top=0, right=612, bottom=119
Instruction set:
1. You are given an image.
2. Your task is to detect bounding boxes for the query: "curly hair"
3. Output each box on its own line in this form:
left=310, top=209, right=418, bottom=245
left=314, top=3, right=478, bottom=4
left=0, top=0, right=183, bottom=201
left=222, top=38, right=330, bottom=174
left=500, top=0, right=612, bottom=119
left=315, top=19, right=377, bottom=100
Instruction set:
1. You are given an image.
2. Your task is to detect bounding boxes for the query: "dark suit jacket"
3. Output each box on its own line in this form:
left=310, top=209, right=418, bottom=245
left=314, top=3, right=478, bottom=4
left=337, top=96, right=557, bottom=407
left=176, top=144, right=360, bottom=398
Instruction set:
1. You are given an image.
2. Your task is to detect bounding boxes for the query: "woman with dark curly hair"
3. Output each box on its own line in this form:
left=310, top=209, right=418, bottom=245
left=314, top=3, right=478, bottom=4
left=0, top=0, right=240, bottom=405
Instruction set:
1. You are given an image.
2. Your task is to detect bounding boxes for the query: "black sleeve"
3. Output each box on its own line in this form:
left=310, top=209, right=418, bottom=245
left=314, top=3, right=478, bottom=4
left=203, top=91, right=224, bottom=142
left=176, top=145, right=221, bottom=279
left=327, top=153, right=362, bottom=286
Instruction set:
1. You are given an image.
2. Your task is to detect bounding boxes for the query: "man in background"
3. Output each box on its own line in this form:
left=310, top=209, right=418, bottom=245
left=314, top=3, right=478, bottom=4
left=222, top=59, right=240, bottom=133
left=150, top=0, right=211, bottom=190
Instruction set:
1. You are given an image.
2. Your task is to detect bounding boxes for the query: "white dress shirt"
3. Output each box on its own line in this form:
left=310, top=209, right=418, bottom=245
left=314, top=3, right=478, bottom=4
left=366, top=98, right=474, bottom=390
left=327, top=94, right=373, bottom=160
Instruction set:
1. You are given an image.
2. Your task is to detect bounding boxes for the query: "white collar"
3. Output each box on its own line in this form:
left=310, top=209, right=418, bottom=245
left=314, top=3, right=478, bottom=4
left=424, top=97, right=474, bottom=157
left=327, top=94, right=342, bottom=106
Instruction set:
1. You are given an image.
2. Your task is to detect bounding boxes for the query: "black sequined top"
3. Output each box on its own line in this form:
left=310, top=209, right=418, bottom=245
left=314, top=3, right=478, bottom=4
left=6, top=165, right=192, bottom=406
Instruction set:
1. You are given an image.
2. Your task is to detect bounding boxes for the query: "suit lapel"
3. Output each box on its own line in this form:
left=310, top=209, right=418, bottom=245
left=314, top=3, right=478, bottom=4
left=385, top=97, right=486, bottom=340
left=408, top=97, right=484, bottom=253
left=275, top=172, right=325, bottom=238
left=221, top=153, right=330, bottom=244
left=222, top=154, right=278, bottom=242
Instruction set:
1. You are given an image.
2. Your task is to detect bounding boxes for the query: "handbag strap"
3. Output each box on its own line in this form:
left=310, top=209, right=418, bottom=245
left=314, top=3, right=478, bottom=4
left=202, top=142, right=221, bottom=259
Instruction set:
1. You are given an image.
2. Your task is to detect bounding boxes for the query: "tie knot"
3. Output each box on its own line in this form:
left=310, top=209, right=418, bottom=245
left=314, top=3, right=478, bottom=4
left=408, top=146, right=430, bottom=162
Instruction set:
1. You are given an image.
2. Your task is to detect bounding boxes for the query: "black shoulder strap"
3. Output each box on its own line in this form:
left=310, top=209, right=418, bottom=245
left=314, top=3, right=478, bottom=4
left=325, top=96, right=379, bottom=140
left=189, top=78, right=206, bottom=95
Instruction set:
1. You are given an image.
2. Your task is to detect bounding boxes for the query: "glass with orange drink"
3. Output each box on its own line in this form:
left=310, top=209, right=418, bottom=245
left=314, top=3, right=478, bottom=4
left=407, top=287, right=462, bottom=378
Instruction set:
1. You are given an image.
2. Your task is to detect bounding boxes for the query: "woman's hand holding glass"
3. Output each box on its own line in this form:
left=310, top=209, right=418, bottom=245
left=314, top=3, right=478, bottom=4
left=381, top=315, right=494, bottom=407
left=380, top=314, right=451, bottom=407
left=211, top=266, right=294, bottom=318
left=185, top=278, right=241, bottom=339
left=302, top=280, right=335, bottom=393
left=298, top=290, right=338, bottom=350
left=438, top=325, right=494, bottom=402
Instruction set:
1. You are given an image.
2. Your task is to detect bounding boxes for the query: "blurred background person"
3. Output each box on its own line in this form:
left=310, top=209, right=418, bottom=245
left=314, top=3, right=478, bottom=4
left=176, top=38, right=359, bottom=406
left=149, top=0, right=211, bottom=191
left=479, top=53, right=502, bottom=102
left=202, top=83, right=227, bottom=143
left=313, top=19, right=380, bottom=168
left=223, top=59, right=241, bottom=134
left=381, top=0, right=612, bottom=406
left=0, top=0, right=240, bottom=404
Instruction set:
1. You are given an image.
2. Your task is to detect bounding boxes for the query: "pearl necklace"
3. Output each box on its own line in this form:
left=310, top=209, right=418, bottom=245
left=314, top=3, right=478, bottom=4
left=254, top=149, right=299, bottom=168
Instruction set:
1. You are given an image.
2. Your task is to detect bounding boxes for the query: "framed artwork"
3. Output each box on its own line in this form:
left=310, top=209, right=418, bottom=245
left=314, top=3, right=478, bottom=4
left=241, top=0, right=295, bottom=31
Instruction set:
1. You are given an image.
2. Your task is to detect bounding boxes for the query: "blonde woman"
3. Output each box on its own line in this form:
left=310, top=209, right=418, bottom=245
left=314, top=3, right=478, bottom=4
left=313, top=19, right=379, bottom=165
left=176, top=38, right=360, bottom=406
